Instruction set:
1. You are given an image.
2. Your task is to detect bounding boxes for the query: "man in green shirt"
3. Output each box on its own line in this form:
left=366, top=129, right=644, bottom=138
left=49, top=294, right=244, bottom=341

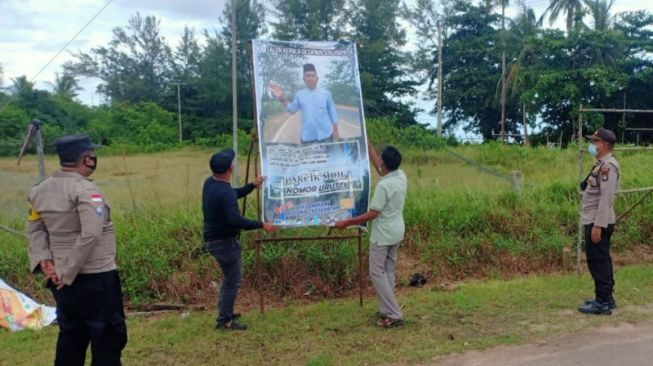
left=335, top=141, right=407, bottom=327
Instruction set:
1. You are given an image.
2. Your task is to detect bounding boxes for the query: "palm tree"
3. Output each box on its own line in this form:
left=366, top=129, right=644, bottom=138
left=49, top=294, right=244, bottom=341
left=541, top=0, right=584, bottom=35
left=586, top=0, right=615, bottom=30
left=506, top=2, right=543, bottom=145
left=495, top=0, right=510, bottom=141
left=9, top=76, right=34, bottom=96
left=49, top=72, right=82, bottom=99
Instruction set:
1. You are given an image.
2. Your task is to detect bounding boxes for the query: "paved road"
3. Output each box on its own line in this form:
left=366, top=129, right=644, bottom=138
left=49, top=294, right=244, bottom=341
left=263, top=105, right=362, bottom=144
left=430, top=318, right=653, bottom=366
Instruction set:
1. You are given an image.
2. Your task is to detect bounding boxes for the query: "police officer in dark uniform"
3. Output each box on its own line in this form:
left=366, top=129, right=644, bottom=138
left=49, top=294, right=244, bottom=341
left=27, top=135, right=127, bottom=365
left=578, top=128, right=620, bottom=315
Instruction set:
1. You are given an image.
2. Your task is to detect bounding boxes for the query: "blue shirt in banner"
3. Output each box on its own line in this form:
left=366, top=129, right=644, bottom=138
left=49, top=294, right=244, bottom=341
left=286, top=87, right=338, bottom=142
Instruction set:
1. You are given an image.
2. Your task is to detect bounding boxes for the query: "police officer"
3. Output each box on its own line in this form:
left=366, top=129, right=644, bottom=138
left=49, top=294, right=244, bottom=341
left=578, top=128, right=620, bottom=315
left=27, top=135, right=127, bottom=365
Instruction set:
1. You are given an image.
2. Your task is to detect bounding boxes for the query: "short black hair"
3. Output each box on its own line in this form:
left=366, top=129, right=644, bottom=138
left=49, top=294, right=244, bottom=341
left=381, top=146, right=402, bottom=171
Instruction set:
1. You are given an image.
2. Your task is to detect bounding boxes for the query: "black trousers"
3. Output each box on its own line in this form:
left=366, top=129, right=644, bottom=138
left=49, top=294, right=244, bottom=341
left=49, top=270, right=128, bottom=366
left=584, top=224, right=615, bottom=302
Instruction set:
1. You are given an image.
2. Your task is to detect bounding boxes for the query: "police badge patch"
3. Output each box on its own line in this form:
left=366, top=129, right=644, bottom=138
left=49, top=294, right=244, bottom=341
left=601, top=167, right=610, bottom=182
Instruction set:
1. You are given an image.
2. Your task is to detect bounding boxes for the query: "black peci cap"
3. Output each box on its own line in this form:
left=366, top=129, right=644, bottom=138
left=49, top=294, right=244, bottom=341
left=210, top=149, right=235, bottom=174
left=585, top=128, right=617, bottom=144
left=303, top=63, right=316, bottom=73
left=54, top=134, right=99, bottom=165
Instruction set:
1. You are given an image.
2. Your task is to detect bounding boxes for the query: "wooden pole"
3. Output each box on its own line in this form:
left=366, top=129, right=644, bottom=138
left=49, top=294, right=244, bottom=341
left=35, top=128, right=45, bottom=181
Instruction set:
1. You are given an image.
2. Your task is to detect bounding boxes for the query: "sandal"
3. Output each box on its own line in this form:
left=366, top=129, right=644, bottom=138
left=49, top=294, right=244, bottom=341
left=376, top=317, right=404, bottom=328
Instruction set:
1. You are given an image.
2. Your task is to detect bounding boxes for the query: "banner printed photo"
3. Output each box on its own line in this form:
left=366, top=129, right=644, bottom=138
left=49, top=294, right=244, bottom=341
left=251, top=39, right=371, bottom=227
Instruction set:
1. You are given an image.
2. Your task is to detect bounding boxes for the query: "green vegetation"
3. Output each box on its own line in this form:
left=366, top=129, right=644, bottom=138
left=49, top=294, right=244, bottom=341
left=3, top=264, right=653, bottom=366
left=1, top=130, right=651, bottom=304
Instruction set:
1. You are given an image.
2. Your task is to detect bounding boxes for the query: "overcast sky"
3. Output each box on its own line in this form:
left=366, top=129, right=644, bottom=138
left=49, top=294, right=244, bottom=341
left=0, top=0, right=651, bottom=128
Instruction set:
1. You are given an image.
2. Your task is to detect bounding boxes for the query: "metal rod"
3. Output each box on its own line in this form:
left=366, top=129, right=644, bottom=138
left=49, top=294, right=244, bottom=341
left=255, top=234, right=362, bottom=243
left=0, top=224, right=27, bottom=239
left=617, top=187, right=653, bottom=194
left=580, top=108, right=653, bottom=113
left=358, top=228, right=363, bottom=307
left=617, top=189, right=653, bottom=223
left=579, top=147, right=653, bottom=152
left=241, top=136, right=255, bottom=217
left=624, top=128, right=653, bottom=131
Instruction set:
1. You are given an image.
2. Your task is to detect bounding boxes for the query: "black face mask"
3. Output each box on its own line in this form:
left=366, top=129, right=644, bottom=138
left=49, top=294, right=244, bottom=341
left=85, top=156, right=97, bottom=171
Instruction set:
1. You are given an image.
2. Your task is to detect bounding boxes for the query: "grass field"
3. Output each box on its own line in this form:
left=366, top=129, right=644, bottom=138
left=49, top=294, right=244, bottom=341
left=1, top=140, right=652, bottom=365
left=1, top=144, right=652, bottom=305
left=3, top=264, right=653, bottom=366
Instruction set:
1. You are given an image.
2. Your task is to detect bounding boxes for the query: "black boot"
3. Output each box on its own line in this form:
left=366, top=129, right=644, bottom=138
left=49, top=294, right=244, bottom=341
left=578, top=300, right=612, bottom=315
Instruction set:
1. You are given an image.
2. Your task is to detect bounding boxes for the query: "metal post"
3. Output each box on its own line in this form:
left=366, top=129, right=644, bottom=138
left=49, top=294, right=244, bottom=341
left=257, top=240, right=264, bottom=314
left=231, top=0, right=239, bottom=184
left=436, top=19, right=444, bottom=137
left=576, top=106, right=584, bottom=275
left=511, top=170, right=523, bottom=193
left=358, top=228, right=363, bottom=307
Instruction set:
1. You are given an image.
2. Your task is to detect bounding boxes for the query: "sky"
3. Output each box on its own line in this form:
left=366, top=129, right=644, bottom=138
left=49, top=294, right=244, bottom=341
left=0, top=0, right=651, bottom=133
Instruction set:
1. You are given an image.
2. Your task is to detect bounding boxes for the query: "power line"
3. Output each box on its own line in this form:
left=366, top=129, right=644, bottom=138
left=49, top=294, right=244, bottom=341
left=0, top=0, right=113, bottom=113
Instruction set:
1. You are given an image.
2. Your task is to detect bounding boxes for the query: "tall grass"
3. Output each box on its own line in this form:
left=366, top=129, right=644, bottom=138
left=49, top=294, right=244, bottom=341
left=1, top=125, right=652, bottom=304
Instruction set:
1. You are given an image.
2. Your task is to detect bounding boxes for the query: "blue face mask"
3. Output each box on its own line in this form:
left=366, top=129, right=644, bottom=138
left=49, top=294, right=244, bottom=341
left=588, top=143, right=598, bottom=156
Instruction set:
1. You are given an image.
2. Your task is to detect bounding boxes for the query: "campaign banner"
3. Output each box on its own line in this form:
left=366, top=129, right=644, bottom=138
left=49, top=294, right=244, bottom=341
left=251, top=39, right=370, bottom=226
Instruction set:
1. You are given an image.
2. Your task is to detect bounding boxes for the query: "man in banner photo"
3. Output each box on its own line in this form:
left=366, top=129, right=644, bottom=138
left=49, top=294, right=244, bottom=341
left=251, top=40, right=370, bottom=227
left=268, top=63, right=340, bottom=143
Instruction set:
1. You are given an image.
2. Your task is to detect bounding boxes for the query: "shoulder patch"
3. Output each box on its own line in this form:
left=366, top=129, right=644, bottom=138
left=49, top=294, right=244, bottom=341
left=90, top=194, right=104, bottom=204
left=601, top=167, right=610, bottom=181
left=27, top=203, right=41, bottom=222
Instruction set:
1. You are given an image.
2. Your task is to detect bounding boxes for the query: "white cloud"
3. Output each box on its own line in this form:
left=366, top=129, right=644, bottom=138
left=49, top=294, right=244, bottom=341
left=0, top=0, right=651, bottom=116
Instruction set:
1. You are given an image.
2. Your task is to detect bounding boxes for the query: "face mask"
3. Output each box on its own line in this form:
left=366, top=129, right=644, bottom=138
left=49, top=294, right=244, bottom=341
left=588, top=143, right=598, bottom=157
left=85, top=156, right=98, bottom=171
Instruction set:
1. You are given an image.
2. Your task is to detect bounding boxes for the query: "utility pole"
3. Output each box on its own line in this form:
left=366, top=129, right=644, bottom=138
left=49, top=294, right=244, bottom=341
left=231, top=0, right=239, bottom=184
left=173, top=82, right=186, bottom=142
left=500, top=0, right=507, bottom=142
left=437, top=19, right=444, bottom=137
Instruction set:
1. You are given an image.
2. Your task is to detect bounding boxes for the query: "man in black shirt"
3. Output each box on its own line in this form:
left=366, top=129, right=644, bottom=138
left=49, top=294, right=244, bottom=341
left=202, top=148, right=276, bottom=330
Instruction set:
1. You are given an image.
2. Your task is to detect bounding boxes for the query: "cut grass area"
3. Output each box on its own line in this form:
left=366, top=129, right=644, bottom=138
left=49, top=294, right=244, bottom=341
left=3, top=264, right=653, bottom=366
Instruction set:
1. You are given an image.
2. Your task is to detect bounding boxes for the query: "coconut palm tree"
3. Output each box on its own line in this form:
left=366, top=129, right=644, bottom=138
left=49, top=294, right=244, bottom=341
left=586, top=0, right=615, bottom=30
left=541, top=0, right=584, bottom=35
left=9, top=76, right=34, bottom=96
left=49, top=72, right=82, bottom=99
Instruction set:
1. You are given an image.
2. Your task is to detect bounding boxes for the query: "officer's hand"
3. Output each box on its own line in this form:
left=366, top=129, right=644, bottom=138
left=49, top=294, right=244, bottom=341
left=253, top=176, right=266, bottom=188
left=332, top=129, right=340, bottom=140
left=262, top=222, right=278, bottom=233
left=591, top=226, right=602, bottom=243
left=334, top=220, right=349, bottom=229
